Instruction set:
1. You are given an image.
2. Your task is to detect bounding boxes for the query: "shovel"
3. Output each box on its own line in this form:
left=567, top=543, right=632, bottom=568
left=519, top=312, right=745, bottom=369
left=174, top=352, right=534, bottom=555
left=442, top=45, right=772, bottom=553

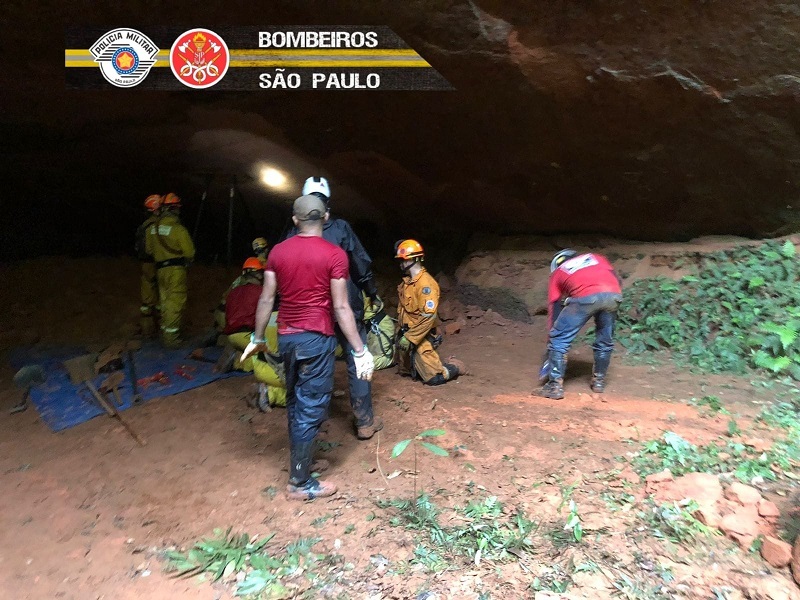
left=62, top=354, right=146, bottom=446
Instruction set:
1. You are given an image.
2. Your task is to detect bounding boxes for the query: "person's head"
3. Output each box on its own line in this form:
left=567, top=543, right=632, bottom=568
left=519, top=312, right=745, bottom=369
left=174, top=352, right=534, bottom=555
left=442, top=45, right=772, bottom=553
left=395, top=239, right=425, bottom=273
left=143, top=194, right=162, bottom=214
left=292, top=194, right=329, bottom=233
left=302, top=176, right=331, bottom=207
left=550, top=249, right=577, bottom=273
left=252, top=237, right=268, bottom=257
left=161, top=192, right=181, bottom=214
left=241, top=257, right=264, bottom=282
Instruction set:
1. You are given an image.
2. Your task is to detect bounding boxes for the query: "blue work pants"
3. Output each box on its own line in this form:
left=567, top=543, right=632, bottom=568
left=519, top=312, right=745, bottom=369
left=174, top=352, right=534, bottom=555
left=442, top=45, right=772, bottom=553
left=279, top=332, right=337, bottom=444
left=548, top=293, right=622, bottom=355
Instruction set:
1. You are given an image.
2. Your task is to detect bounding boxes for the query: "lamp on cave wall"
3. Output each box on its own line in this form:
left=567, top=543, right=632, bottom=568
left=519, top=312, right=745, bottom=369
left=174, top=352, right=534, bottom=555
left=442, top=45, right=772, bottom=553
left=260, top=166, right=287, bottom=189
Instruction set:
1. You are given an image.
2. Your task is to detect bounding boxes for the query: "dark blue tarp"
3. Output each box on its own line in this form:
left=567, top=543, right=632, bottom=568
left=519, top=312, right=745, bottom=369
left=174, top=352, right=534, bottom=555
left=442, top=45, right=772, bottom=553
left=9, top=344, right=247, bottom=432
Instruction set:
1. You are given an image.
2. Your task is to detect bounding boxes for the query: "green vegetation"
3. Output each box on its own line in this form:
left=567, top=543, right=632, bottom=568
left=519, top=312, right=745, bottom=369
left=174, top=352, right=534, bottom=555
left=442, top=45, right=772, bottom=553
left=639, top=499, right=718, bottom=545
left=617, top=240, right=800, bottom=380
left=164, top=528, right=335, bottom=598
left=376, top=492, right=537, bottom=571
left=630, top=431, right=794, bottom=483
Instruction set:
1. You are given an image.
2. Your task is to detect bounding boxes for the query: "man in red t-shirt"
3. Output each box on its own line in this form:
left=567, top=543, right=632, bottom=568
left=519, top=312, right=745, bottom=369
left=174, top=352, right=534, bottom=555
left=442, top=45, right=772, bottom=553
left=540, top=249, right=623, bottom=399
left=242, top=195, right=374, bottom=501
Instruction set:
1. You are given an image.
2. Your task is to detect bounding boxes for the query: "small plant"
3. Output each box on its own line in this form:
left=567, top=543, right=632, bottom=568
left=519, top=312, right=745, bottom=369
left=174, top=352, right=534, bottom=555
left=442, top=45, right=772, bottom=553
left=391, top=428, right=449, bottom=500
left=690, top=395, right=729, bottom=416
left=640, top=499, right=717, bottom=545
left=631, top=430, right=791, bottom=484
left=164, top=529, right=330, bottom=597
left=376, top=492, right=537, bottom=571
left=563, top=500, right=583, bottom=542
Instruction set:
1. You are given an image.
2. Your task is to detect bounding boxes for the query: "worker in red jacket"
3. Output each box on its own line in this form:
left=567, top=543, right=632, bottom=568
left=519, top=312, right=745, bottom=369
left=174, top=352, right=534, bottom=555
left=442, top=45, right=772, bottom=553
left=540, top=249, right=623, bottom=399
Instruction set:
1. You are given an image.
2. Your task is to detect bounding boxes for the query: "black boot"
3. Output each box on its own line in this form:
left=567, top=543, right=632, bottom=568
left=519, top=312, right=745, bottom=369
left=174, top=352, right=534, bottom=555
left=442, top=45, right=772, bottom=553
left=591, top=351, right=612, bottom=393
left=286, top=440, right=337, bottom=500
left=541, top=351, right=566, bottom=399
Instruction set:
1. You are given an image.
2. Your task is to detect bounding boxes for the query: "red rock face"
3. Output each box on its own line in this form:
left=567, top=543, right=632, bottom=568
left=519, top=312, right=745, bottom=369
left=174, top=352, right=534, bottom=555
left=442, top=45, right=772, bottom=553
left=4, top=2, right=800, bottom=259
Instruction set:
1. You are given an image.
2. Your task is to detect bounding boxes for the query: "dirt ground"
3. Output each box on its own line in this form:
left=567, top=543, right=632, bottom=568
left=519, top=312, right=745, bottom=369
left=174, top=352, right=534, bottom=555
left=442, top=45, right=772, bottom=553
left=1, top=257, right=799, bottom=600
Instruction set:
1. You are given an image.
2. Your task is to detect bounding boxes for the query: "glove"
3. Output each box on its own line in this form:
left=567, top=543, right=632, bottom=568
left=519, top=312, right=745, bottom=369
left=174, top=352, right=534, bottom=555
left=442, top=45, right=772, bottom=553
left=397, top=336, right=412, bottom=352
left=241, top=334, right=268, bottom=361
left=352, top=347, right=375, bottom=381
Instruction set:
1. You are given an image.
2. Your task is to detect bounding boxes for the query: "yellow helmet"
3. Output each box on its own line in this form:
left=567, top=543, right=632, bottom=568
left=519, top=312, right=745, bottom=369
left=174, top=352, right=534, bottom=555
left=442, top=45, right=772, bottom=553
left=252, top=237, right=268, bottom=254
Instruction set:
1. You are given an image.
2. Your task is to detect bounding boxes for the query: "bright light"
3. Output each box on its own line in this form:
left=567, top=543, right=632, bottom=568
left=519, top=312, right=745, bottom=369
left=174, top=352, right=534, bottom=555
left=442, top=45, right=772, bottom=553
left=260, top=167, right=287, bottom=188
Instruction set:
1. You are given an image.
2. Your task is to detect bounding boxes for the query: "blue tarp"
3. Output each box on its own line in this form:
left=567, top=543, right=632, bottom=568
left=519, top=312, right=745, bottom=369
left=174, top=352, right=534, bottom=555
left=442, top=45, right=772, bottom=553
left=9, top=344, right=248, bottom=432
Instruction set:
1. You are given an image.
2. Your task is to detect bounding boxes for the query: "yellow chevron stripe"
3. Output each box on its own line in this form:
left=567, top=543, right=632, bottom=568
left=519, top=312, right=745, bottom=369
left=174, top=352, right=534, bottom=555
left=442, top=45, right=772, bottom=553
left=67, top=48, right=420, bottom=57
left=66, top=49, right=429, bottom=68
left=229, top=60, right=428, bottom=67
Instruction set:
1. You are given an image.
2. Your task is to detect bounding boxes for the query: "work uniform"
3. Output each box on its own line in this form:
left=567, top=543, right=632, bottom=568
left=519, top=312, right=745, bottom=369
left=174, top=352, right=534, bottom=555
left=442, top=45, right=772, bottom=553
left=214, top=271, right=263, bottom=332
left=135, top=214, right=159, bottom=336
left=286, top=217, right=380, bottom=428
left=145, top=212, right=195, bottom=347
left=396, top=267, right=450, bottom=384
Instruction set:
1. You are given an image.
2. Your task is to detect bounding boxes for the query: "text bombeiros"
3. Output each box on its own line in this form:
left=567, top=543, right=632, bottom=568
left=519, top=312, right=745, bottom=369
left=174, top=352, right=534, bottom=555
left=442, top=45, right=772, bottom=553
left=258, top=31, right=379, bottom=48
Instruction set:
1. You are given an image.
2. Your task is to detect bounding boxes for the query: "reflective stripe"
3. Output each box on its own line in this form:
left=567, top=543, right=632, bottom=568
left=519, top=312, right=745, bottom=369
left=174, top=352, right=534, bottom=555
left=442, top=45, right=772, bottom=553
left=140, top=305, right=154, bottom=314
left=162, top=326, right=180, bottom=333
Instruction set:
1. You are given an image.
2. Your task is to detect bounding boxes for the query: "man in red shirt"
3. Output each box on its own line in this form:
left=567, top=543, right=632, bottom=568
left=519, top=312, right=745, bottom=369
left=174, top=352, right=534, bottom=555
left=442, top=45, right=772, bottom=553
left=540, top=249, right=623, bottom=399
left=242, top=195, right=374, bottom=501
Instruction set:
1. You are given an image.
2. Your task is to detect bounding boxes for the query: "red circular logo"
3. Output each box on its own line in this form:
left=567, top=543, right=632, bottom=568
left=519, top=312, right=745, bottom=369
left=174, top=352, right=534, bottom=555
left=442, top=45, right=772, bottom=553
left=170, top=28, right=230, bottom=89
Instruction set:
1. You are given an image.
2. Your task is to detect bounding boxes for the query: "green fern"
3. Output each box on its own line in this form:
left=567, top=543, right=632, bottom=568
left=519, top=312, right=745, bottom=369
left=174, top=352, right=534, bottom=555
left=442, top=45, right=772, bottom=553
left=753, top=350, right=792, bottom=373
left=760, top=322, right=799, bottom=349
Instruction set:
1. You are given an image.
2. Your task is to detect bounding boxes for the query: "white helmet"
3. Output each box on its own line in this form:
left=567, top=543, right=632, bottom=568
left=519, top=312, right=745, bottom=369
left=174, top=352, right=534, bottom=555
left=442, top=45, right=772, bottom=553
left=550, top=249, right=577, bottom=273
left=302, top=176, right=330, bottom=199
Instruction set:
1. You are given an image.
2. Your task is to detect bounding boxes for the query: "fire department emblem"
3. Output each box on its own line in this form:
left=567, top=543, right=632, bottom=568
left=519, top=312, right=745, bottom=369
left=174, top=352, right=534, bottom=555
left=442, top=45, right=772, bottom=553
left=170, top=28, right=230, bottom=89
left=90, top=28, right=159, bottom=88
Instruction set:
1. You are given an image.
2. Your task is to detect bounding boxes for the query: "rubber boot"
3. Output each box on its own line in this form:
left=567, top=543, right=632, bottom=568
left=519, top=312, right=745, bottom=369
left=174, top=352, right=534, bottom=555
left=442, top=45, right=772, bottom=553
left=286, top=440, right=337, bottom=501
left=591, top=351, right=612, bottom=393
left=541, top=351, right=566, bottom=399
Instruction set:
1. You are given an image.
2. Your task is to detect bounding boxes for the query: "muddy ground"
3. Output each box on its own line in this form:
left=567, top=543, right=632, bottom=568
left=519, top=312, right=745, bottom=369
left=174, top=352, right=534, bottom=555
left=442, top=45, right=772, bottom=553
left=0, top=256, right=799, bottom=600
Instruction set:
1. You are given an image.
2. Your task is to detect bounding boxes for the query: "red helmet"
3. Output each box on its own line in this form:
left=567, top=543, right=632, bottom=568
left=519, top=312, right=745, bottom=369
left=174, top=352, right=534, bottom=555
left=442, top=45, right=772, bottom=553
left=162, top=192, right=181, bottom=207
left=242, top=257, right=263, bottom=271
left=143, top=194, right=162, bottom=212
left=395, top=239, right=424, bottom=260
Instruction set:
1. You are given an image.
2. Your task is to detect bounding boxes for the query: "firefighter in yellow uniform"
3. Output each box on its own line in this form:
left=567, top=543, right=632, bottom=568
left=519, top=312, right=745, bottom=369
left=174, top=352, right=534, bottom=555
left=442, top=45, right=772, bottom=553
left=145, top=193, right=195, bottom=348
left=395, top=239, right=466, bottom=385
left=136, top=194, right=162, bottom=337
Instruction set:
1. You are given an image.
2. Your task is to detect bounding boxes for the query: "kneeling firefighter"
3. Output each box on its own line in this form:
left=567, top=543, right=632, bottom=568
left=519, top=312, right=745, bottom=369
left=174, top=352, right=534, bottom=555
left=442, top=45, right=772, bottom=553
left=395, top=239, right=466, bottom=385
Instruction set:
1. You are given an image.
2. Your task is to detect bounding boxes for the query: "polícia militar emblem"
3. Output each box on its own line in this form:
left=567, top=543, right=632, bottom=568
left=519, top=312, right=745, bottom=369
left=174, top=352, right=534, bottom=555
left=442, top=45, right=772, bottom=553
left=90, top=29, right=159, bottom=88
left=170, top=28, right=230, bottom=89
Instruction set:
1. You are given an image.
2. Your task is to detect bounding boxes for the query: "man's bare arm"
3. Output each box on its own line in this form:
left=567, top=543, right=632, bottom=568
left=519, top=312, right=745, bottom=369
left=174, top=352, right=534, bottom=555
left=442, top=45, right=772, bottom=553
left=253, top=270, right=277, bottom=341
